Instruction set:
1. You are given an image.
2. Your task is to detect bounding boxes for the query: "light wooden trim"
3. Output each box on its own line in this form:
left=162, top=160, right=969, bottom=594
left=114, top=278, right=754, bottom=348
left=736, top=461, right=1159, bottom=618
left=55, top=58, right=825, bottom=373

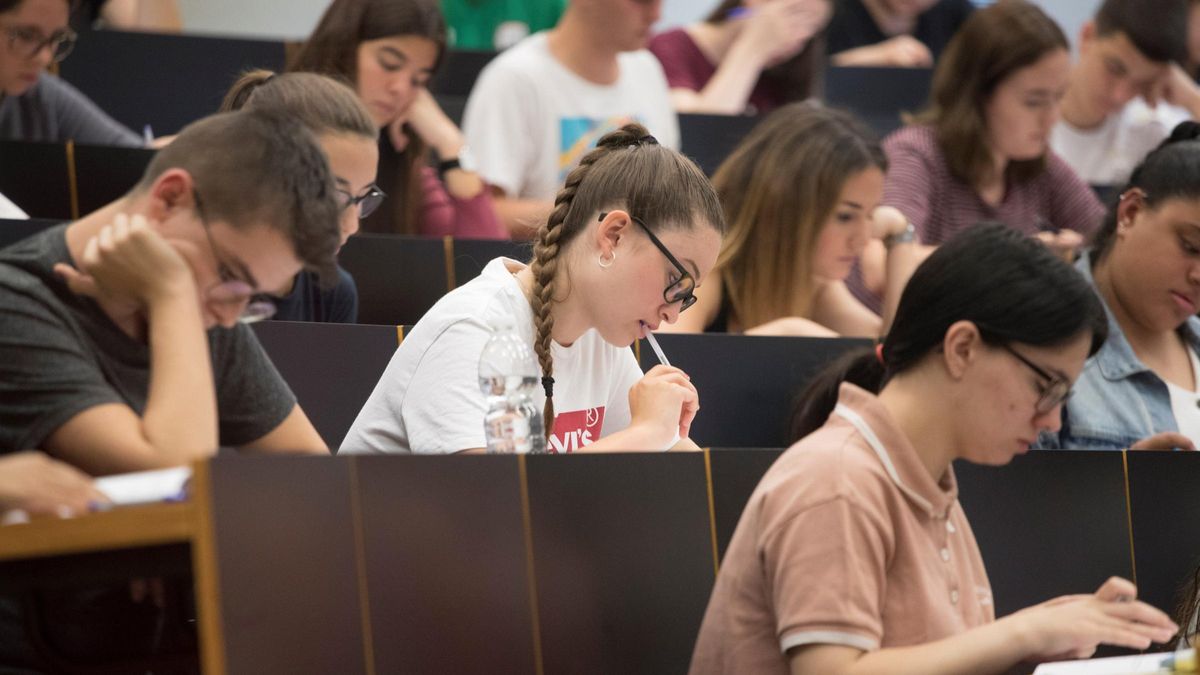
left=191, top=460, right=227, bottom=674
left=348, top=459, right=377, bottom=675
left=518, top=455, right=545, bottom=675
left=396, top=325, right=405, bottom=345
left=1121, top=450, right=1138, bottom=587
left=0, top=501, right=193, bottom=562
left=443, top=235, right=457, bottom=290
left=702, top=448, right=720, bottom=578
left=65, top=140, right=79, bottom=221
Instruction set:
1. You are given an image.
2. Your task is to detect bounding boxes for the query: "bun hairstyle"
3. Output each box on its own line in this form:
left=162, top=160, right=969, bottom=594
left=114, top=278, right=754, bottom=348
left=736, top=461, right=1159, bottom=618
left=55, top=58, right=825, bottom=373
left=789, top=222, right=1108, bottom=441
left=220, top=69, right=376, bottom=140
left=529, top=123, right=726, bottom=439
left=1091, top=121, right=1200, bottom=264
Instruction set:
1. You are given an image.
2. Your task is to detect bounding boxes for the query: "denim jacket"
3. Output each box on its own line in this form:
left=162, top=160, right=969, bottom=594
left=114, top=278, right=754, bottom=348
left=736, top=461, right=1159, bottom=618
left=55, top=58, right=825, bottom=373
left=1036, top=253, right=1200, bottom=450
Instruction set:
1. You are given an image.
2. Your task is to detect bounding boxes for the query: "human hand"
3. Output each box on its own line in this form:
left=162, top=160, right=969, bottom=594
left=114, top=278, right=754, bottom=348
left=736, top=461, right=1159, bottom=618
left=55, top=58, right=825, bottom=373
left=0, top=451, right=107, bottom=517
left=1012, top=577, right=1177, bottom=661
left=871, top=205, right=910, bottom=240
left=628, top=365, right=700, bottom=445
left=1147, top=64, right=1200, bottom=117
left=403, top=89, right=466, bottom=159
left=1033, top=228, right=1084, bottom=263
left=740, top=0, right=831, bottom=65
left=54, top=214, right=194, bottom=311
left=1131, top=432, right=1197, bottom=450
left=867, top=35, right=934, bottom=68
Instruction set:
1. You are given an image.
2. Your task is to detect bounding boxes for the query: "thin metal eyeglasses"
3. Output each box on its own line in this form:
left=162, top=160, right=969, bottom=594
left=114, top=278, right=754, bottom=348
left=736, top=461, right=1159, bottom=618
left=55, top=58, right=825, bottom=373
left=336, top=184, right=386, bottom=220
left=598, top=212, right=697, bottom=312
left=1000, top=343, right=1072, bottom=415
left=2, top=24, right=76, bottom=62
left=194, top=190, right=277, bottom=323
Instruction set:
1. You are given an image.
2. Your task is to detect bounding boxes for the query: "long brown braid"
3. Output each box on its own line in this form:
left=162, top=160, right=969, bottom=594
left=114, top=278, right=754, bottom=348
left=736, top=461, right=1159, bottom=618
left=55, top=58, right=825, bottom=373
left=528, top=123, right=727, bottom=440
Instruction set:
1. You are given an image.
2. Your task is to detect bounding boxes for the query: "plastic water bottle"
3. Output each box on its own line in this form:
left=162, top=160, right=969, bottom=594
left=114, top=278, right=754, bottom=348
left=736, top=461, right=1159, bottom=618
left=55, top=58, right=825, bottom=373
left=479, top=318, right=547, bottom=454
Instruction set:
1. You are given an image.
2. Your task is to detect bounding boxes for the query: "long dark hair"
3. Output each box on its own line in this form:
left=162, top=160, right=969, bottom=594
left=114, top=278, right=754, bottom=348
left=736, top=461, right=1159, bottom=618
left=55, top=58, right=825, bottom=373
left=289, top=0, right=447, bottom=235
left=1091, top=121, right=1200, bottom=264
left=910, top=0, right=1068, bottom=190
left=790, top=222, right=1108, bottom=440
left=704, top=0, right=825, bottom=104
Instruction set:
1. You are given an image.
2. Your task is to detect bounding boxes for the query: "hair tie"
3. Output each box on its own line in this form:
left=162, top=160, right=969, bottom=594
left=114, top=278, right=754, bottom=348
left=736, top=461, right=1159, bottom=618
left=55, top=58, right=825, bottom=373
left=541, top=375, right=555, bottom=398
left=637, top=134, right=658, bottom=146
left=875, top=343, right=885, bottom=365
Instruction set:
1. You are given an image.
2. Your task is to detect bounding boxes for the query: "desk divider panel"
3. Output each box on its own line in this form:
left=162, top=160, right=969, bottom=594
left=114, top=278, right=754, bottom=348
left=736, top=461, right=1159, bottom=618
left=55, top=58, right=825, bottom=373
left=0, top=218, right=61, bottom=249
left=0, top=141, right=71, bottom=220
left=207, top=456, right=364, bottom=674
left=823, top=66, right=932, bottom=137
left=429, top=50, right=498, bottom=97
left=639, top=334, right=870, bottom=448
left=678, top=113, right=762, bottom=176
left=450, top=237, right=532, bottom=288
left=339, top=234, right=449, bottom=326
left=525, top=453, right=713, bottom=675
left=955, top=451, right=1133, bottom=618
left=1126, top=452, right=1200, bottom=619
left=708, top=448, right=786, bottom=562
left=73, top=144, right=155, bottom=216
left=355, top=455, right=536, bottom=674
left=252, top=321, right=399, bottom=451
left=59, top=30, right=286, bottom=134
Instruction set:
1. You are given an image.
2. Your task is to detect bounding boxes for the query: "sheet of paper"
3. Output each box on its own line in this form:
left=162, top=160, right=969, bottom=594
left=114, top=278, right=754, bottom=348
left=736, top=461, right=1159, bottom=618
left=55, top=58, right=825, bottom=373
left=94, top=466, right=191, bottom=506
left=1033, top=652, right=1172, bottom=674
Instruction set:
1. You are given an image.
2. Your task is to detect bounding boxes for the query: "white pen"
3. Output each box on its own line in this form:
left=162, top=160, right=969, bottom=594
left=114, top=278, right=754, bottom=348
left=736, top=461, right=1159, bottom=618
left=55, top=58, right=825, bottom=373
left=644, top=329, right=671, bottom=367
left=142, top=124, right=154, bottom=146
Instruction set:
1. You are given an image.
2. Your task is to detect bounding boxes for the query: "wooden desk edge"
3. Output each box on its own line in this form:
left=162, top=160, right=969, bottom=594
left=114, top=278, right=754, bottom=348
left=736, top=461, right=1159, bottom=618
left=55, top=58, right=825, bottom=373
left=0, top=501, right=196, bottom=561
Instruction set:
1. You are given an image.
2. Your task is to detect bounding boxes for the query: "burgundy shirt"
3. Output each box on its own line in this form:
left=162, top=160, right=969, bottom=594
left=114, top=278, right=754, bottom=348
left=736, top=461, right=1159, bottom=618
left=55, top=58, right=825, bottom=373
left=648, top=28, right=783, bottom=115
left=882, top=124, right=1104, bottom=245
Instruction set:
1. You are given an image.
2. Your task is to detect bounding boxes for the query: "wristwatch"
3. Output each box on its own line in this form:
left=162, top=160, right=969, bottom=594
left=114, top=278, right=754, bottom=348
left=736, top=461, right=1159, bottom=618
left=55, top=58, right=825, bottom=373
left=883, top=221, right=917, bottom=249
left=437, top=146, right=476, bottom=178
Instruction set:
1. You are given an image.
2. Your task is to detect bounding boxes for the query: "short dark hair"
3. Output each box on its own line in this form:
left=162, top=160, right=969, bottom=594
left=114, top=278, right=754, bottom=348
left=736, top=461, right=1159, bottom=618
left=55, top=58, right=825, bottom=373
left=791, top=222, right=1108, bottom=440
left=1092, top=121, right=1200, bottom=262
left=1094, top=0, right=1189, bottom=64
left=912, top=0, right=1068, bottom=189
left=135, top=110, right=342, bottom=283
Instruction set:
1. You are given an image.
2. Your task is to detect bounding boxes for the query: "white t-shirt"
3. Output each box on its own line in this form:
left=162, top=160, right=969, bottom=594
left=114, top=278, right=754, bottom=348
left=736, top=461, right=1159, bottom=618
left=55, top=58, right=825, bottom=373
left=0, top=191, right=28, bottom=219
left=461, top=32, right=680, bottom=201
left=1165, top=347, right=1200, bottom=445
left=340, top=257, right=644, bottom=455
left=1050, top=99, right=1190, bottom=186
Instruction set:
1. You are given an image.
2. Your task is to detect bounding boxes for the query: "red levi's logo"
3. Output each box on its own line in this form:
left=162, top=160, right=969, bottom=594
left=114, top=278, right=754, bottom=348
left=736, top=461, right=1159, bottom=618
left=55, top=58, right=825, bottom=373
left=548, top=407, right=605, bottom=454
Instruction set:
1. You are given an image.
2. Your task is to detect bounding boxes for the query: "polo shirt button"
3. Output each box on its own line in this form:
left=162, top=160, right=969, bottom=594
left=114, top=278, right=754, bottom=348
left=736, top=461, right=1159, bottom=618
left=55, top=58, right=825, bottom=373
left=941, top=548, right=951, bottom=562
left=946, top=521, right=956, bottom=534
left=951, top=589, right=959, bottom=604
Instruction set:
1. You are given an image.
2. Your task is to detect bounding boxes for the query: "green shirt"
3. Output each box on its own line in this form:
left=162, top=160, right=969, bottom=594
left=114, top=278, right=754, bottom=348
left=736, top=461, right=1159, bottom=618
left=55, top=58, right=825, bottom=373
left=442, top=0, right=566, bottom=50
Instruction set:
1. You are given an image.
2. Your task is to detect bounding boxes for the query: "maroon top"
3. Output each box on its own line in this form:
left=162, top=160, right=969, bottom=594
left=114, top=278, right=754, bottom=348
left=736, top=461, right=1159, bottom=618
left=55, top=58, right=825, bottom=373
left=882, top=125, right=1104, bottom=244
left=648, top=28, right=783, bottom=115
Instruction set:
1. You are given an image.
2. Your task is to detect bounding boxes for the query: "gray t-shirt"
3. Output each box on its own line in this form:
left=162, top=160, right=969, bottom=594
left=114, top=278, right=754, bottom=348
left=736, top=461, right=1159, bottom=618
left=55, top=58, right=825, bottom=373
left=0, top=225, right=296, bottom=452
left=0, top=73, right=140, bottom=146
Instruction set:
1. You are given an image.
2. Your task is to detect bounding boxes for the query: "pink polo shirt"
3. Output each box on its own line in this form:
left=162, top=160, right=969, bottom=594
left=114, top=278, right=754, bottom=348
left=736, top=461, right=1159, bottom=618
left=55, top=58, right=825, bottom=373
left=690, top=383, right=994, bottom=674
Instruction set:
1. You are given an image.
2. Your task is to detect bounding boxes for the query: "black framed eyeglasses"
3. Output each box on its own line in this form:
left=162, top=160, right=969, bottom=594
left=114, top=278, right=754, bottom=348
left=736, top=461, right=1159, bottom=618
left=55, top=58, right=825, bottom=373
left=2, top=24, right=76, bottom=62
left=336, top=184, right=386, bottom=220
left=599, top=212, right=697, bottom=312
left=194, top=190, right=276, bottom=323
left=1000, top=343, right=1072, bottom=415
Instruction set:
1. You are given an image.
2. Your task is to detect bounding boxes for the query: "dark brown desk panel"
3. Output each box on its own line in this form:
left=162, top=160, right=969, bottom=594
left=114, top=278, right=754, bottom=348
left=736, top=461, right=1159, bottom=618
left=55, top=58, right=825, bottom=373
left=639, top=334, right=871, bottom=448
left=355, top=455, right=536, bottom=675
left=253, top=321, right=399, bottom=451
left=708, top=448, right=785, bottom=562
left=1127, top=451, right=1200, bottom=618
left=526, top=453, right=713, bottom=675
left=451, top=237, right=532, bottom=288
left=0, top=141, right=71, bottom=220
left=956, top=451, right=1132, bottom=618
left=73, top=143, right=154, bottom=215
left=339, top=234, right=449, bottom=326
left=207, top=456, right=365, bottom=674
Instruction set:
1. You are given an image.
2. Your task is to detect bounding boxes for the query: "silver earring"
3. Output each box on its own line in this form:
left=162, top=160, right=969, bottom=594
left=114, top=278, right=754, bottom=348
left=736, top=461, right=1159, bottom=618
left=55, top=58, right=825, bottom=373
left=598, top=251, right=616, bottom=268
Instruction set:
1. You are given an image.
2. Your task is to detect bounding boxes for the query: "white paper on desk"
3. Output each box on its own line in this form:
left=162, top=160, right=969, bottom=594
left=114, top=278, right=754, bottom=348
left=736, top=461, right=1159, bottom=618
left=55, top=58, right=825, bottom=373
left=1032, top=651, right=1170, bottom=674
left=94, top=467, right=191, bottom=506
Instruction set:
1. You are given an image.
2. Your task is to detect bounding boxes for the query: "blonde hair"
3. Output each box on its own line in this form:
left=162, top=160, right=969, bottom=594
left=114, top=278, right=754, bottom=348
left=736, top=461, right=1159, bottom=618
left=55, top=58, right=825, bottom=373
left=529, top=124, right=725, bottom=438
left=711, top=101, right=886, bottom=331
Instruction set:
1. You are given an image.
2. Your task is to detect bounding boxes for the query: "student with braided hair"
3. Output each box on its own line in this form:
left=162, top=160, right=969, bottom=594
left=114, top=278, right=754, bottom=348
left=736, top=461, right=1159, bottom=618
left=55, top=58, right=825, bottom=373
left=342, top=123, right=725, bottom=455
